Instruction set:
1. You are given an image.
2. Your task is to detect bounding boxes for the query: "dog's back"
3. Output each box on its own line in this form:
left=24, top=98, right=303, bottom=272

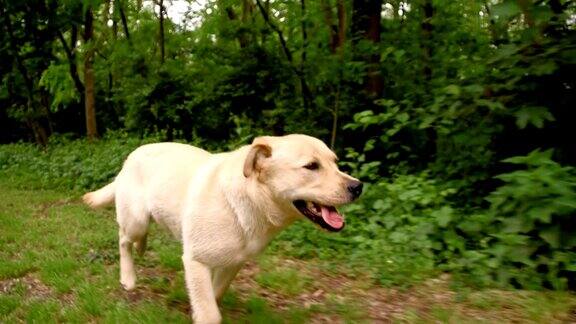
left=84, top=142, right=212, bottom=239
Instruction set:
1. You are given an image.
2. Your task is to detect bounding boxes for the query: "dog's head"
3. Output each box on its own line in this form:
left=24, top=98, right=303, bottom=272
left=243, top=134, right=362, bottom=232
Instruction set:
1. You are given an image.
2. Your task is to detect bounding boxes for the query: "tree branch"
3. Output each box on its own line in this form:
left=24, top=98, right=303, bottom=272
left=255, top=0, right=312, bottom=107
left=255, top=0, right=293, bottom=62
left=57, top=29, right=85, bottom=95
left=118, top=0, right=131, bottom=40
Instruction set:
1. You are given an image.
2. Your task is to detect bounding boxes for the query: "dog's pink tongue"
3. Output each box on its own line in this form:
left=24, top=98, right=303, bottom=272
left=321, top=205, right=344, bottom=229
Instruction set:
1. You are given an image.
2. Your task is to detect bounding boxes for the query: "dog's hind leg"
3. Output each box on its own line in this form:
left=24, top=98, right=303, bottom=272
left=134, top=233, right=147, bottom=256
left=117, top=203, right=150, bottom=291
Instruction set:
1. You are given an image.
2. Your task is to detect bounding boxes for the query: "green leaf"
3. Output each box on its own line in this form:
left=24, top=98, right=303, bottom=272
left=492, top=0, right=521, bottom=19
left=458, top=214, right=488, bottom=233
left=444, top=85, right=461, bottom=96
left=532, top=61, right=557, bottom=76
left=432, top=206, right=454, bottom=228
left=397, top=112, right=409, bottom=123
left=390, top=232, right=409, bottom=244
left=539, top=226, right=561, bottom=248
left=418, top=115, right=436, bottom=129
left=514, top=107, right=555, bottom=129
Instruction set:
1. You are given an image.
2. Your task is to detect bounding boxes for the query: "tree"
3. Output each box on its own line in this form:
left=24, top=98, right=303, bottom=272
left=83, top=5, right=98, bottom=140
left=351, top=0, right=383, bottom=98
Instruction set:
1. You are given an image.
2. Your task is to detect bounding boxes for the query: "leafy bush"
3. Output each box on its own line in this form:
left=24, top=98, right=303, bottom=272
left=475, top=150, right=576, bottom=289
left=272, top=171, right=450, bottom=287
left=277, top=148, right=576, bottom=290
left=0, top=132, right=164, bottom=191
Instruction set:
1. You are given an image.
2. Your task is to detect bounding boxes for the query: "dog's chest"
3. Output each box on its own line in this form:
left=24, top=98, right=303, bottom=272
left=243, top=236, right=269, bottom=257
left=229, top=230, right=274, bottom=264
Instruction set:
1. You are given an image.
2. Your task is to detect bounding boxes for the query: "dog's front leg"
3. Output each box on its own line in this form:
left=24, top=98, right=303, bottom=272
left=212, top=263, right=243, bottom=302
left=182, top=256, right=221, bottom=324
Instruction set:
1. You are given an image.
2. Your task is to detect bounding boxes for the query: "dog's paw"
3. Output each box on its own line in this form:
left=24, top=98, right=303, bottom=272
left=120, top=279, right=136, bottom=291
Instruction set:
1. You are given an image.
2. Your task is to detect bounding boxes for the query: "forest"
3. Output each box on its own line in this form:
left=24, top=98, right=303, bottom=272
left=1, top=0, right=575, bottom=322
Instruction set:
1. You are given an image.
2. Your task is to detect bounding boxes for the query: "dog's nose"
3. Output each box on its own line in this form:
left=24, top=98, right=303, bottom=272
left=347, top=180, right=363, bottom=200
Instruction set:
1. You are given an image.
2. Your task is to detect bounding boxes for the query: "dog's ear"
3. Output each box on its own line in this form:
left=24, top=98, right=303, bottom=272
left=243, top=137, right=272, bottom=178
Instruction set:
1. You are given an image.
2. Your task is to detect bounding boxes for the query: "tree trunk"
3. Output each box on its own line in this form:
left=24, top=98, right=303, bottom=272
left=118, top=1, right=131, bottom=40
left=57, top=28, right=85, bottom=99
left=255, top=0, right=313, bottom=107
left=300, top=0, right=309, bottom=110
left=421, top=0, right=433, bottom=82
left=336, top=0, right=346, bottom=50
left=159, top=0, right=165, bottom=64
left=352, top=0, right=383, bottom=98
left=83, top=7, right=98, bottom=141
left=321, top=0, right=346, bottom=54
left=484, top=2, right=504, bottom=46
left=224, top=1, right=251, bottom=48
left=2, top=5, right=50, bottom=146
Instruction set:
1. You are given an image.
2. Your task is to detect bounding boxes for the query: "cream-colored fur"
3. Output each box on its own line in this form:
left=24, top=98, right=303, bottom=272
left=83, top=134, right=361, bottom=323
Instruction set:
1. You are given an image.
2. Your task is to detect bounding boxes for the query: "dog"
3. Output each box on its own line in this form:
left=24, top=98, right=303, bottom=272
left=83, top=134, right=362, bottom=323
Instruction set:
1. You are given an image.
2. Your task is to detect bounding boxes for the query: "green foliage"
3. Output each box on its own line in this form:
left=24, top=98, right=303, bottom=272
left=39, top=63, right=79, bottom=112
left=0, top=132, right=163, bottom=190
left=481, top=150, right=576, bottom=289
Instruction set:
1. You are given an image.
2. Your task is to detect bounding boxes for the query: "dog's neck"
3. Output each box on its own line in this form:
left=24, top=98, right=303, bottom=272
left=218, top=147, right=296, bottom=240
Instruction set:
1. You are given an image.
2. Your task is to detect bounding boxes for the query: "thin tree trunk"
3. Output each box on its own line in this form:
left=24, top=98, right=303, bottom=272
left=2, top=5, right=49, bottom=146
left=301, top=0, right=309, bottom=110
left=484, top=2, right=503, bottom=46
left=352, top=0, right=383, bottom=97
left=421, top=0, right=433, bottom=82
left=112, top=11, right=118, bottom=38
left=330, top=86, right=341, bottom=149
left=118, top=0, right=131, bottom=40
left=159, top=0, right=165, bottom=64
left=262, top=0, right=270, bottom=44
left=320, top=0, right=338, bottom=53
left=255, top=0, right=313, bottom=106
left=57, top=29, right=85, bottom=97
left=224, top=3, right=250, bottom=48
left=301, top=0, right=307, bottom=65
left=83, top=7, right=98, bottom=141
left=336, top=0, right=346, bottom=50
left=330, top=0, right=346, bottom=148
left=320, top=0, right=346, bottom=146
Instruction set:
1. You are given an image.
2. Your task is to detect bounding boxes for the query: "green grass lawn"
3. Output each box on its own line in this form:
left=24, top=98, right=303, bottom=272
left=1, top=179, right=575, bottom=323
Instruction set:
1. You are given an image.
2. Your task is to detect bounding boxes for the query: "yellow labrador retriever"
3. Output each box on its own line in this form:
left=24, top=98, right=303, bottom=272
left=83, top=134, right=362, bottom=323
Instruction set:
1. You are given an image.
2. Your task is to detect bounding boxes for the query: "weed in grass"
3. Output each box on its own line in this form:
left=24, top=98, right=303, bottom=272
left=318, top=293, right=366, bottom=323
left=25, top=300, right=61, bottom=323
left=103, top=301, right=190, bottom=324
left=244, top=295, right=283, bottom=323
left=0, top=262, right=34, bottom=280
left=165, top=276, right=189, bottom=307
left=39, top=258, right=81, bottom=293
left=78, top=284, right=109, bottom=317
left=0, top=295, right=20, bottom=317
left=255, top=268, right=311, bottom=296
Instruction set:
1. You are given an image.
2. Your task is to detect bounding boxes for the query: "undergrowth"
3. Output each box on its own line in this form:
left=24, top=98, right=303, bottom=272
left=0, top=137, right=574, bottom=290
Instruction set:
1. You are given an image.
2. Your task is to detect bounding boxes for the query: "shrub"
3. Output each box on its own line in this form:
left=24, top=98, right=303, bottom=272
left=478, top=150, right=576, bottom=289
left=0, top=132, right=164, bottom=191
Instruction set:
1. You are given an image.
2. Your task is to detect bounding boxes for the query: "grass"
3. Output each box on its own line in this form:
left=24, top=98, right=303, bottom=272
left=0, top=176, right=575, bottom=323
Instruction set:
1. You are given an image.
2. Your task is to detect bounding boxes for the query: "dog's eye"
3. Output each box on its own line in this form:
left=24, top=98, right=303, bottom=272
left=304, top=162, right=319, bottom=170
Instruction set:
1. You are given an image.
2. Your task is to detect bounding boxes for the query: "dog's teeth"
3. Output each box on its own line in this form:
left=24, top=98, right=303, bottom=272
left=306, top=201, right=314, bottom=209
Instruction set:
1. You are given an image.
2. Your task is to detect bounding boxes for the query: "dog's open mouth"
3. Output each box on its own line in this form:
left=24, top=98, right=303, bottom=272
left=293, top=200, right=344, bottom=232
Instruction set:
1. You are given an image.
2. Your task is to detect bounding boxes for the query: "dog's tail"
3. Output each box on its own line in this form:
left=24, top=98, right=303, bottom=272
left=83, top=181, right=116, bottom=208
